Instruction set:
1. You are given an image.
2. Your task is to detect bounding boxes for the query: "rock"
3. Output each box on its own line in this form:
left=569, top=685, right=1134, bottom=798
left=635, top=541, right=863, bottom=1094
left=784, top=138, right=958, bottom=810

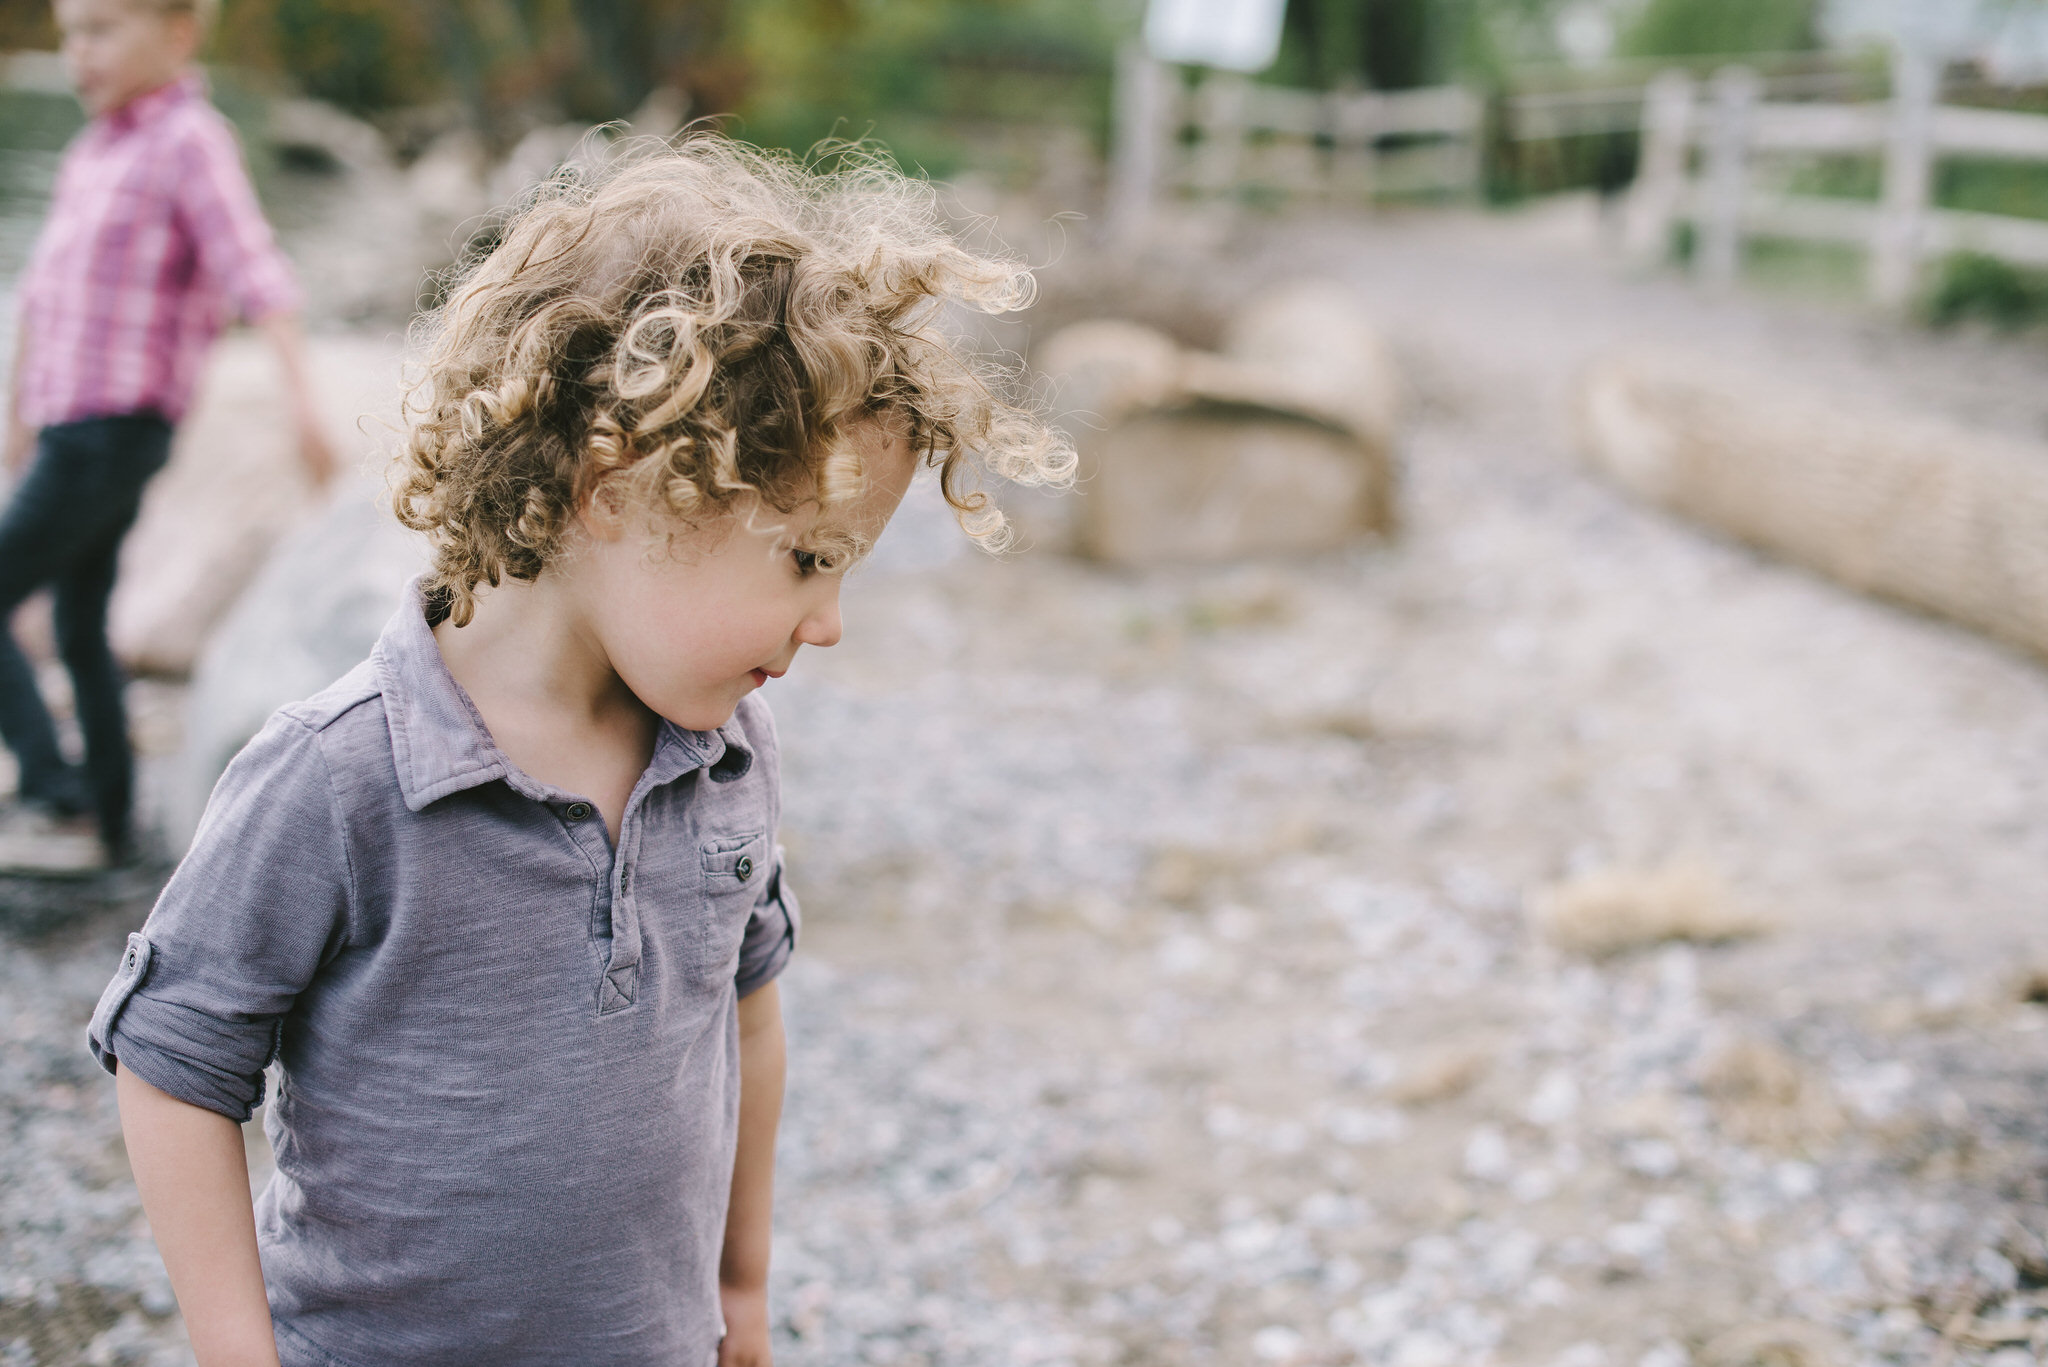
left=407, top=128, right=494, bottom=256
left=1696, top=1320, right=1845, bottom=1367
left=627, top=85, right=692, bottom=142
left=109, top=334, right=405, bottom=678
left=1038, top=284, right=1399, bottom=564
left=1385, top=1043, right=1491, bottom=1106
left=1575, top=350, right=2048, bottom=664
left=169, top=473, right=426, bottom=852
left=1696, top=1036, right=1844, bottom=1152
left=1531, top=858, right=1764, bottom=958
left=267, top=98, right=396, bottom=178
left=488, top=124, right=608, bottom=212
left=262, top=99, right=439, bottom=322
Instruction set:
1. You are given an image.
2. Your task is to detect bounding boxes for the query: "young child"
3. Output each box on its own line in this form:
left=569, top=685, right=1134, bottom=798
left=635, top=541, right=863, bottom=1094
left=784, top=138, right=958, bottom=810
left=3, top=0, right=333, bottom=863
left=85, top=139, right=1070, bottom=1367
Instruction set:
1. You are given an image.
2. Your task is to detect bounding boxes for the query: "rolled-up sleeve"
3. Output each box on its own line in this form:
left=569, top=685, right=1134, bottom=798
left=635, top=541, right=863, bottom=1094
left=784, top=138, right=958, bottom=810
left=88, top=711, right=351, bottom=1120
left=733, top=845, right=799, bottom=999
left=174, top=119, right=302, bottom=323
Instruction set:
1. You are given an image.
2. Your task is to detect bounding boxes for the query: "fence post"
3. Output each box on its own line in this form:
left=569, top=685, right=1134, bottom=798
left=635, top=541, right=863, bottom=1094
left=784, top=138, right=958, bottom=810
left=1624, top=70, right=1697, bottom=265
left=1327, top=91, right=1378, bottom=204
left=1193, top=72, right=1249, bottom=199
left=1109, top=43, right=1170, bottom=241
left=1871, top=40, right=1937, bottom=308
left=1698, top=65, right=1758, bottom=289
left=1451, top=88, right=1485, bottom=200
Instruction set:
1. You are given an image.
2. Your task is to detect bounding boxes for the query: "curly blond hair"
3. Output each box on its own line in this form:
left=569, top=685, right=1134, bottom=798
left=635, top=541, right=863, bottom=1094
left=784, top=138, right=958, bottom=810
left=394, top=136, right=1073, bottom=626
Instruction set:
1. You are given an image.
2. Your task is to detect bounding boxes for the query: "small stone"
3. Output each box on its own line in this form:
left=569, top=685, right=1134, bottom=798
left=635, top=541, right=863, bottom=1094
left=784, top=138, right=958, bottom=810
left=1251, top=1325, right=1304, bottom=1362
left=1464, top=1126, right=1512, bottom=1183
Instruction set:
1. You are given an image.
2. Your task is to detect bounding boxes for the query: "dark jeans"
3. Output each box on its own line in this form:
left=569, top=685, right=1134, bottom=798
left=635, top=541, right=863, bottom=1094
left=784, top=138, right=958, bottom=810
left=0, top=413, right=172, bottom=848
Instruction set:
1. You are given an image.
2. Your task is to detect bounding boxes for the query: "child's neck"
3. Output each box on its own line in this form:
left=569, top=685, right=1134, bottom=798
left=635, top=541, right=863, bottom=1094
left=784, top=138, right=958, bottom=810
left=91, top=66, right=193, bottom=121
left=432, top=575, right=656, bottom=844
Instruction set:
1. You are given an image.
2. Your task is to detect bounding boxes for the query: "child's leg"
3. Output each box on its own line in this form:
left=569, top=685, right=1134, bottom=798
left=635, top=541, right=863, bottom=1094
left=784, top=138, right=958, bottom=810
left=0, top=416, right=171, bottom=830
left=48, top=417, right=174, bottom=852
left=0, top=435, right=91, bottom=812
left=56, top=539, right=137, bottom=850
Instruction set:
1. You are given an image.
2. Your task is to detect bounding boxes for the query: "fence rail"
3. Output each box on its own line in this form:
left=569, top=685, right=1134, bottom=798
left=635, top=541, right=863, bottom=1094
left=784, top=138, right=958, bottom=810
left=1110, top=43, right=2048, bottom=303
left=1627, top=47, right=2048, bottom=303
left=1111, top=51, right=1482, bottom=224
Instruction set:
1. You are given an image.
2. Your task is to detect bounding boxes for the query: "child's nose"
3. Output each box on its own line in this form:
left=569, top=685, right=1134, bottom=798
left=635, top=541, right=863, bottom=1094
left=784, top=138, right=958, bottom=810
left=796, top=593, right=842, bottom=650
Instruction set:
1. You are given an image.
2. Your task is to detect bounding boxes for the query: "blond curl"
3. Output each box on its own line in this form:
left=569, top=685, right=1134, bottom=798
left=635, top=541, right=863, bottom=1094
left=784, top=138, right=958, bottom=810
left=393, top=135, right=1074, bottom=626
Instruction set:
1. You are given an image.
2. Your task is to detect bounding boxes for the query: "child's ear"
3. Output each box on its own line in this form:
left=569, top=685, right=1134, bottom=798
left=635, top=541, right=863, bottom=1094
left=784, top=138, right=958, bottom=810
left=164, top=11, right=203, bottom=62
left=575, top=480, right=633, bottom=543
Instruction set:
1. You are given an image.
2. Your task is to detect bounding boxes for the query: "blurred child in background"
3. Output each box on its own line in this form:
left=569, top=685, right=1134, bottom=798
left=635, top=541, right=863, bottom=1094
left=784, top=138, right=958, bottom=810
left=1, top=0, right=333, bottom=864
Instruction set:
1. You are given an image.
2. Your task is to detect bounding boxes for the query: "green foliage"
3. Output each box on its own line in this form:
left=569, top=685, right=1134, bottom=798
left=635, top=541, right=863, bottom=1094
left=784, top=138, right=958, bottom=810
left=1269, top=0, right=1476, bottom=91
left=200, top=0, right=1126, bottom=167
left=1938, top=157, right=2048, bottom=223
left=1740, top=237, right=1863, bottom=300
left=267, top=0, right=441, bottom=111
left=1784, top=154, right=1882, bottom=202
left=1923, top=251, right=2048, bottom=329
left=1620, top=0, right=1819, bottom=58
left=0, top=0, right=55, bottom=51
left=729, top=0, right=1124, bottom=175
left=210, top=0, right=739, bottom=142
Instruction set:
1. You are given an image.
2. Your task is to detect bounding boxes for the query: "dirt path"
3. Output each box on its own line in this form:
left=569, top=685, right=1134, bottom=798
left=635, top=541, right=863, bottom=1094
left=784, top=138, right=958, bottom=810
left=762, top=204, right=2048, bottom=1366
left=5, top=204, right=2048, bottom=1366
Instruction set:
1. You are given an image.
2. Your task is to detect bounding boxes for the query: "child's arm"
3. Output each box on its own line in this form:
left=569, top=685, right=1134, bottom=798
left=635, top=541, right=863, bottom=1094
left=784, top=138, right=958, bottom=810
left=252, top=310, right=336, bottom=489
left=116, top=1064, right=281, bottom=1367
left=172, top=117, right=333, bottom=489
left=719, top=979, right=786, bottom=1367
left=5, top=315, right=30, bottom=474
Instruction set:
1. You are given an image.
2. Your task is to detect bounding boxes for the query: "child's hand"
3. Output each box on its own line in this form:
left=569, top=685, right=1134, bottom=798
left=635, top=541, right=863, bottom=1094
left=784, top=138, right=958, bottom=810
left=4, top=417, right=31, bottom=475
left=716, top=1282, right=772, bottom=1367
left=296, top=416, right=337, bottom=490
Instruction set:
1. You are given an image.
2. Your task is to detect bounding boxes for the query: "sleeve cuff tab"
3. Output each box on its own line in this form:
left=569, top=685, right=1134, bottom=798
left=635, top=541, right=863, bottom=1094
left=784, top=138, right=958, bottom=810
left=87, top=932, right=154, bottom=1074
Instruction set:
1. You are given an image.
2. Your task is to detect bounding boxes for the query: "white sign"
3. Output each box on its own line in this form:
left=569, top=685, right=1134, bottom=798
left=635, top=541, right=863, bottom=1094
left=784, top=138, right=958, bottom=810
left=1144, top=0, right=1289, bottom=73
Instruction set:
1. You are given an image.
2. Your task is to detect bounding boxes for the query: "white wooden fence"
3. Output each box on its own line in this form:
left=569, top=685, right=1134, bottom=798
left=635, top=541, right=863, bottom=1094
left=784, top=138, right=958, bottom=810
left=1110, top=46, right=1481, bottom=231
left=1625, top=45, right=2048, bottom=304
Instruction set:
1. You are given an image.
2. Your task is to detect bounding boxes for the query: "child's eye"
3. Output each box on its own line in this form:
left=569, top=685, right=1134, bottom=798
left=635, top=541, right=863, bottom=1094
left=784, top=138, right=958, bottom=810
left=792, top=549, right=819, bottom=577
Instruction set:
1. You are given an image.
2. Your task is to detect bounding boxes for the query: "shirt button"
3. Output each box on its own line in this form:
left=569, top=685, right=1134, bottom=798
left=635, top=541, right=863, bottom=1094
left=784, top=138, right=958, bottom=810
left=735, top=855, right=754, bottom=881
left=565, top=801, right=593, bottom=822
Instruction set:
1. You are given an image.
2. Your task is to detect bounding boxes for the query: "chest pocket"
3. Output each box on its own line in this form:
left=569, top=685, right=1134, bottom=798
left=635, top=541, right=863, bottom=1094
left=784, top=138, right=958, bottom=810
left=693, top=830, right=770, bottom=984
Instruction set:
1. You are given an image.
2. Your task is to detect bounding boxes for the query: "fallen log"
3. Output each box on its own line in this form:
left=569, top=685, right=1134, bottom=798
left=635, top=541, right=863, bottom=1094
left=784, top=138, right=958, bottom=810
left=1576, top=350, right=2048, bottom=661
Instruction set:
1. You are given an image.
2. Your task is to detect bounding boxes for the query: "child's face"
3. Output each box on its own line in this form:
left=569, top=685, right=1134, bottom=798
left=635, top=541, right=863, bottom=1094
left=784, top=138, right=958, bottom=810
left=574, top=424, right=919, bottom=732
left=54, top=0, right=197, bottom=117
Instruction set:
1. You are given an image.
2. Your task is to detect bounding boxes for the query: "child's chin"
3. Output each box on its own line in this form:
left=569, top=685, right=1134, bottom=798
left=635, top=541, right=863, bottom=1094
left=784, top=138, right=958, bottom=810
left=663, top=702, right=740, bottom=734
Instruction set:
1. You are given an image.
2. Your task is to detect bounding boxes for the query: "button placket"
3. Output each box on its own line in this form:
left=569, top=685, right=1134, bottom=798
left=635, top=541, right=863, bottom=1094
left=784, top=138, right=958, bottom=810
left=597, top=808, right=644, bottom=1014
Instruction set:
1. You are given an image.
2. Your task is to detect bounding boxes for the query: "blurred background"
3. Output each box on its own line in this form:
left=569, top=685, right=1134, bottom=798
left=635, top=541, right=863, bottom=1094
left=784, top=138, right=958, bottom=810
left=7, top=2, right=2048, bottom=1365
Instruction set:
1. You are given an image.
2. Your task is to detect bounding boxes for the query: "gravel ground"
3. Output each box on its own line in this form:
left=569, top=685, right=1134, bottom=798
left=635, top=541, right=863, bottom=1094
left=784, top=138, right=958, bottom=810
left=6, top=204, right=2048, bottom=1366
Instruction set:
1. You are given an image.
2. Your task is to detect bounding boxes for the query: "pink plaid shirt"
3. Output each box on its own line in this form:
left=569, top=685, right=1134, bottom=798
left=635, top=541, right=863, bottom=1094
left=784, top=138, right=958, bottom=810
left=13, top=73, right=301, bottom=429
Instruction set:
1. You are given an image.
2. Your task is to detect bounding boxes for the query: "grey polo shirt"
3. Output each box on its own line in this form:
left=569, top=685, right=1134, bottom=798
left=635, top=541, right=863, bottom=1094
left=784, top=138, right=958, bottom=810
left=86, top=581, right=799, bottom=1367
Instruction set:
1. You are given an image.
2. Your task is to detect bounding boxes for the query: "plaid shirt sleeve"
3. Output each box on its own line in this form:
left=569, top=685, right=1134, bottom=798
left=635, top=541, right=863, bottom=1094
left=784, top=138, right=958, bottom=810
left=173, top=117, right=301, bottom=323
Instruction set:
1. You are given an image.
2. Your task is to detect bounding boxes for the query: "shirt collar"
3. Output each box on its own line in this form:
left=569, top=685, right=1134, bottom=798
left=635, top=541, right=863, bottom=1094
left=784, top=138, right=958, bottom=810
left=372, top=577, right=752, bottom=813
left=100, top=71, right=204, bottom=134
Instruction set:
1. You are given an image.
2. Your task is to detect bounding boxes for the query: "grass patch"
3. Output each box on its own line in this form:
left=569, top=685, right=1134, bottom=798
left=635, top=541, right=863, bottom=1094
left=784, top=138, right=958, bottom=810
left=1783, top=153, right=1880, bottom=202
left=1938, top=157, right=2048, bottom=222
left=1922, top=251, right=2048, bottom=329
left=1783, top=154, right=2048, bottom=221
left=1741, top=236, right=1865, bottom=300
